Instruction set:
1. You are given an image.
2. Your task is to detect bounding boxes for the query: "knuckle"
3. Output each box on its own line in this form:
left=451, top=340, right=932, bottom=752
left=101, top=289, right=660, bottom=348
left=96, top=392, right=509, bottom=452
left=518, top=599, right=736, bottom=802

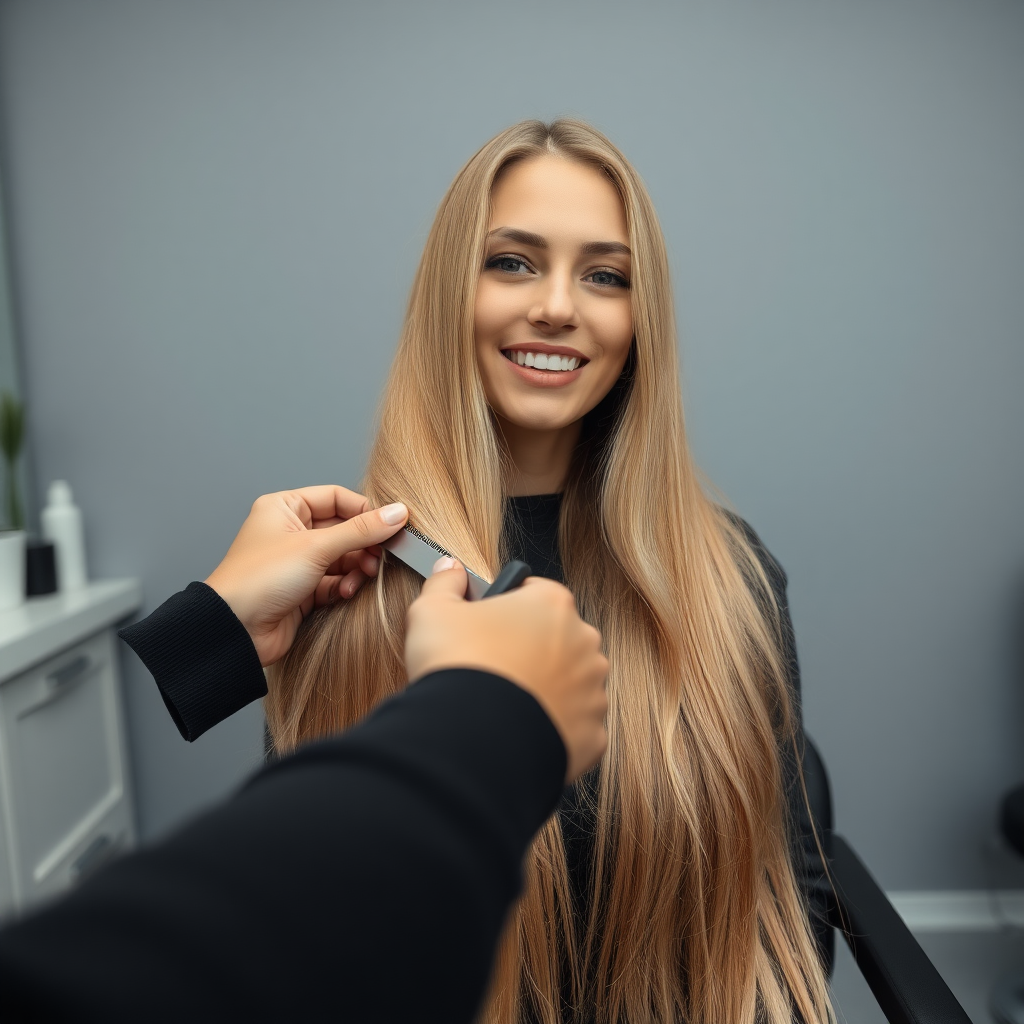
left=350, top=513, right=373, bottom=540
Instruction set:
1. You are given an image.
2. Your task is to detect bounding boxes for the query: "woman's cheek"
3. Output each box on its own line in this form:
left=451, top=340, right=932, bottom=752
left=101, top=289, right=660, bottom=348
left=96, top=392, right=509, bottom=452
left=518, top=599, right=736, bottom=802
left=474, top=280, right=512, bottom=342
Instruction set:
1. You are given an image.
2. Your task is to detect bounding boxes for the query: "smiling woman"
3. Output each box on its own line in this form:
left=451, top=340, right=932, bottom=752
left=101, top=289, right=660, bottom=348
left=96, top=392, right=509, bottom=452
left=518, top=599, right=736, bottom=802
left=266, top=120, right=834, bottom=1024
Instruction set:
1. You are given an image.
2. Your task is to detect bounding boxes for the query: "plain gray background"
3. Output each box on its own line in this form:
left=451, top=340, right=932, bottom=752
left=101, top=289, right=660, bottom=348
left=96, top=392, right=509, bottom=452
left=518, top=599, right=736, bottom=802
left=0, top=0, right=1020, bottom=892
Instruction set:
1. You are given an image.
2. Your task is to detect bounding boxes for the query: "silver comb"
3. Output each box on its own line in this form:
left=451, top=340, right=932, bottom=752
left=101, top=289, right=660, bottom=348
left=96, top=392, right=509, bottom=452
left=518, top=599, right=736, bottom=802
left=381, top=525, right=489, bottom=600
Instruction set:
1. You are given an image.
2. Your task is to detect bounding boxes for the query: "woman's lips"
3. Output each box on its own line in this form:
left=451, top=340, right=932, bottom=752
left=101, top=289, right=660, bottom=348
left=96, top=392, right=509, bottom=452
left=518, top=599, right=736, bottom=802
left=500, top=352, right=585, bottom=388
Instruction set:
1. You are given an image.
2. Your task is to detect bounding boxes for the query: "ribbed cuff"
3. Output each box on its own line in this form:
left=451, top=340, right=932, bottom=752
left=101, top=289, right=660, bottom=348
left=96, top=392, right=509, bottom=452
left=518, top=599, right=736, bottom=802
left=119, top=582, right=267, bottom=741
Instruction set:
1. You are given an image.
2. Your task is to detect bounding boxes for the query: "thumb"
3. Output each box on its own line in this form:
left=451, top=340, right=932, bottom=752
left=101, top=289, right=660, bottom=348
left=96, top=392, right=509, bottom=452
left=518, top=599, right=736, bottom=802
left=314, top=502, right=409, bottom=564
left=418, top=557, right=468, bottom=600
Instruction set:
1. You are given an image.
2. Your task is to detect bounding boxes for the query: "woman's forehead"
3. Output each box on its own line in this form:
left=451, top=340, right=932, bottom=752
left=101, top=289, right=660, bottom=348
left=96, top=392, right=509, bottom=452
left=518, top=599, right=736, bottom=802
left=488, top=155, right=628, bottom=246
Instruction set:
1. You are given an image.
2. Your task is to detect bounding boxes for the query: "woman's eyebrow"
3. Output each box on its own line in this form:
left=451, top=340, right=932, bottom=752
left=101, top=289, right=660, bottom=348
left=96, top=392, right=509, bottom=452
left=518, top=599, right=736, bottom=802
left=487, top=227, right=631, bottom=257
left=579, top=240, right=631, bottom=258
left=488, top=227, right=547, bottom=248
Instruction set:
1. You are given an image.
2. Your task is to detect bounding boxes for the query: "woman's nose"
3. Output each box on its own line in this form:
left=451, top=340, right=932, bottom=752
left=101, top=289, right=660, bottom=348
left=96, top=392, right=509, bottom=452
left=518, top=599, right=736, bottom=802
left=528, top=272, right=579, bottom=333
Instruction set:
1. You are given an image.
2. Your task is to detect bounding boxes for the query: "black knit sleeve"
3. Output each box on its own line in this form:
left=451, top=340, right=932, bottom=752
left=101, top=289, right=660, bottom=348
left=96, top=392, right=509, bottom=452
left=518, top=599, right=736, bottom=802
left=118, top=582, right=267, bottom=741
left=727, top=515, right=834, bottom=970
left=0, top=669, right=566, bottom=1024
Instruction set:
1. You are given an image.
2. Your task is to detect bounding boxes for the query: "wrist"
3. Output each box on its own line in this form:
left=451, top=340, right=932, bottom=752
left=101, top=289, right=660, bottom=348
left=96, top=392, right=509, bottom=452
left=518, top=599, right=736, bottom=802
left=204, top=570, right=254, bottom=634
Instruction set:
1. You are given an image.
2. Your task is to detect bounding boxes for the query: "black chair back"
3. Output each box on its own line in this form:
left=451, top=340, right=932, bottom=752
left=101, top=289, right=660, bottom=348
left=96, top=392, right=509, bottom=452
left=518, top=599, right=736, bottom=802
left=801, top=735, right=833, bottom=837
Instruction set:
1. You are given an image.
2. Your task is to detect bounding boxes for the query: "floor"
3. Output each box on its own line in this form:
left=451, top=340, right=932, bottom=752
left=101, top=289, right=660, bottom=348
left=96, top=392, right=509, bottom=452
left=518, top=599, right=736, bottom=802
left=830, top=927, right=1024, bottom=1023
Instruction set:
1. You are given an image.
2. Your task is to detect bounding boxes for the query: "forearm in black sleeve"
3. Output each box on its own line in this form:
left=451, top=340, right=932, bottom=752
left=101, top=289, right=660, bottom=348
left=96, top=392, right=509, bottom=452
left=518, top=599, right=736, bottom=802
left=0, top=668, right=567, bottom=1024
left=118, top=581, right=267, bottom=740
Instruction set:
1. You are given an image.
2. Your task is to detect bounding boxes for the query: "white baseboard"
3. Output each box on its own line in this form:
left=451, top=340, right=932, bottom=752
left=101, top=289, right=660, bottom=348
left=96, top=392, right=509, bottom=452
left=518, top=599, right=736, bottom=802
left=888, top=890, right=1024, bottom=932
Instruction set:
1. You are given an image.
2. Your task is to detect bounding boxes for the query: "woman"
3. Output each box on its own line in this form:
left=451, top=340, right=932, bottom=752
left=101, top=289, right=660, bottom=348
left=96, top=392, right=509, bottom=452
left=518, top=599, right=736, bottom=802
left=268, top=119, right=834, bottom=1024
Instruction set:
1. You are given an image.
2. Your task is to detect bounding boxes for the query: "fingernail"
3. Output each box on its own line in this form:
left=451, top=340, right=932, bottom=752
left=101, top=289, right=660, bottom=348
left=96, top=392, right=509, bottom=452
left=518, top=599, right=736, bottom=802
left=432, top=556, right=456, bottom=573
left=380, top=502, right=407, bottom=525
left=365, top=555, right=380, bottom=574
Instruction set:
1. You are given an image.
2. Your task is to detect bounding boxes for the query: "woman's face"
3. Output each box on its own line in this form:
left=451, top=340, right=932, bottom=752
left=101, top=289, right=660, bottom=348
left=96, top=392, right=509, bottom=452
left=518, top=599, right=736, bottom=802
left=474, top=155, right=633, bottom=437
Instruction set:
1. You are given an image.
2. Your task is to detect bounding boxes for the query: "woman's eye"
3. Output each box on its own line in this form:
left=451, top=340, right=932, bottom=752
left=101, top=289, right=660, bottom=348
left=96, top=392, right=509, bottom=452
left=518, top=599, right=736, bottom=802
left=486, top=255, right=531, bottom=275
left=587, top=269, right=629, bottom=289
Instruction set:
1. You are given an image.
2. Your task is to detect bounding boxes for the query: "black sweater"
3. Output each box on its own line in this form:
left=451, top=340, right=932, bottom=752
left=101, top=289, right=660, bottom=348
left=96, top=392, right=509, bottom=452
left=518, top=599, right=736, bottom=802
left=505, top=495, right=833, bottom=967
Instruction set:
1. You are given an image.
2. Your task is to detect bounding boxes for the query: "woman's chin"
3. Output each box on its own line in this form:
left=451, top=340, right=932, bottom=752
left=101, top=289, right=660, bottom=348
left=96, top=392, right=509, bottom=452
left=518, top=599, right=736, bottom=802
left=492, top=405, right=584, bottom=437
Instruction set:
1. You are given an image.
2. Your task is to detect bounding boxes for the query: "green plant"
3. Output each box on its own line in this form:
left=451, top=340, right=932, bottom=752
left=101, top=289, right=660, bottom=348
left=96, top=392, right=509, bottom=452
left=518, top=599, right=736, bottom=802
left=0, top=391, right=24, bottom=531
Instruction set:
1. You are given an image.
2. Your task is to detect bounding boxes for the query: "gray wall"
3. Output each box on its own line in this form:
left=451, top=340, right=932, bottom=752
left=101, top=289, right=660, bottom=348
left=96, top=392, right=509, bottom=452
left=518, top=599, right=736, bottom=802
left=0, top=0, right=1020, bottom=890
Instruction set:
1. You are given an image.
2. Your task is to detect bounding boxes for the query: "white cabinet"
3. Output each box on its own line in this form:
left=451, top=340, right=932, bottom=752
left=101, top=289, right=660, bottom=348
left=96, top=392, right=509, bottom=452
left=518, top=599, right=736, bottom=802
left=0, top=579, right=141, bottom=919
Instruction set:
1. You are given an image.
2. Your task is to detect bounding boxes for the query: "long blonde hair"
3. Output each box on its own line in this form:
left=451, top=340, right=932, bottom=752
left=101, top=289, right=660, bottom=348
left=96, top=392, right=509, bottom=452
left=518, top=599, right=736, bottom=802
left=268, top=119, right=832, bottom=1024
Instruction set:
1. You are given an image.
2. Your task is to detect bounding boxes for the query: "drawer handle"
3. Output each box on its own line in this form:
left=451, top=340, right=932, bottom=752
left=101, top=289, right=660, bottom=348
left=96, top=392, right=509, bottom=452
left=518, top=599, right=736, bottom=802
left=47, top=655, right=92, bottom=691
left=70, top=834, right=116, bottom=883
left=16, top=654, right=99, bottom=719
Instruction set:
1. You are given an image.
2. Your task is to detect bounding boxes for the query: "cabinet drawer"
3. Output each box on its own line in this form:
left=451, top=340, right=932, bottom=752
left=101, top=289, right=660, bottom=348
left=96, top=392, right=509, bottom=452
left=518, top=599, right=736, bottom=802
left=0, top=630, right=130, bottom=906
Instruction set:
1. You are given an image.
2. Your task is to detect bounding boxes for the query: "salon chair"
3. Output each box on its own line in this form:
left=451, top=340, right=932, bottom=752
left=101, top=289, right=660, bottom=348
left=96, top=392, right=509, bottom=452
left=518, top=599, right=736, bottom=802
left=989, top=783, right=1024, bottom=1024
left=802, top=737, right=971, bottom=1024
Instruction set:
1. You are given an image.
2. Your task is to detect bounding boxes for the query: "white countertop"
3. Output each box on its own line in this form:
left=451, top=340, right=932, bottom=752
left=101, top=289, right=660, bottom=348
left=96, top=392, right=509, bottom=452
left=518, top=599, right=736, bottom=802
left=0, top=579, right=142, bottom=683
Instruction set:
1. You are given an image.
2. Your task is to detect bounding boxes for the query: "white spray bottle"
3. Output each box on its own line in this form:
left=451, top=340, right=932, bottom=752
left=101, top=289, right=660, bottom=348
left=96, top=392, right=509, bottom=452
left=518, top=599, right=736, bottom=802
left=41, top=480, right=88, bottom=591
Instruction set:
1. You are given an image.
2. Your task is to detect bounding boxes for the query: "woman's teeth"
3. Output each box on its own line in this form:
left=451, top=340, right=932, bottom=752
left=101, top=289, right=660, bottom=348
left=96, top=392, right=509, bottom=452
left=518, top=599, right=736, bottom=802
left=503, top=350, right=581, bottom=371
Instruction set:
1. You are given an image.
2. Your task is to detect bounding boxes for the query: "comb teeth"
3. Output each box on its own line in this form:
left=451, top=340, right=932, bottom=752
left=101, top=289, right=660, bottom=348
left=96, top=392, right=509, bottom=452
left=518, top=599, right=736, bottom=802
left=406, top=524, right=456, bottom=560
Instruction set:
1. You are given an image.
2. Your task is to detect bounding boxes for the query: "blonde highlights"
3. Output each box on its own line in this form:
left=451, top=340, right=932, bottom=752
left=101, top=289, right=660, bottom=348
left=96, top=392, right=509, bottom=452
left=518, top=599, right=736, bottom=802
left=267, top=120, right=832, bottom=1023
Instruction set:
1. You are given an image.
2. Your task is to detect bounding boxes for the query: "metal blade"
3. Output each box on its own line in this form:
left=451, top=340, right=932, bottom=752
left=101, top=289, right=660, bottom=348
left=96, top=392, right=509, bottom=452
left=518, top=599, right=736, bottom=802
left=381, top=526, right=489, bottom=600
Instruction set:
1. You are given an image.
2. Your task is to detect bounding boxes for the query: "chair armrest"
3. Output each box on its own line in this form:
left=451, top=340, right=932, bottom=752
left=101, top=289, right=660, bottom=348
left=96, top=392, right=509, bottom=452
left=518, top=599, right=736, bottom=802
left=828, top=834, right=971, bottom=1024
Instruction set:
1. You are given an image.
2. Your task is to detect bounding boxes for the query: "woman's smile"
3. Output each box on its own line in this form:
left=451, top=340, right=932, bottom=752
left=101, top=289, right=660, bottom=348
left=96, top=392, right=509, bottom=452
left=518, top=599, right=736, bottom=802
left=499, top=342, right=588, bottom=387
